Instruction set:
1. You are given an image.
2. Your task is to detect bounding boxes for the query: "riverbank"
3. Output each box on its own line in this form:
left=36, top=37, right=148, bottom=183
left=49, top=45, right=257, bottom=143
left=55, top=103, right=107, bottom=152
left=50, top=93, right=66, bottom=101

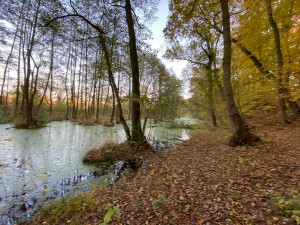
left=23, top=117, right=300, bottom=225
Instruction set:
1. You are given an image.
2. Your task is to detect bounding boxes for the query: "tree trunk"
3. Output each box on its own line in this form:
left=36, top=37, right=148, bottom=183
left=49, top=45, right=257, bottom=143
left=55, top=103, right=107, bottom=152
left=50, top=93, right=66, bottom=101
left=15, top=19, right=24, bottom=115
left=220, top=0, right=258, bottom=146
left=23, top=0, right=41, bottom=128
left=1, top=10, right=21, bottom=106
left=125, top=0, right=143, bottom=143
left=128, top=76, right=132, bottom=120
left=98, top=33, right=131, bottom=139
left=116, top=69, right=120, bottom=124
left=110, top=80, right=115, bottom=124
left=49, top=32, right=55, bottom=117
left=266, top=0, right=289, bottom=125
left=206, top=55, right=217, bottom=127
left=207, top=69, right=217, bottom=127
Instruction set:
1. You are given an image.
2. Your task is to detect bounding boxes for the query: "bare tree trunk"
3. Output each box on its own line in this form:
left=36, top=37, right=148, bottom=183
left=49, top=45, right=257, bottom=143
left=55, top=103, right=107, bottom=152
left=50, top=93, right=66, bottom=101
left=205, top=53, right=217, bottom=127
left=23, top=0, right=41, bottom=128
left=220, top=0, right=258, bottom=146
left=71, top=45, right=78, bottom=120
left=207, top=69, right=217, bottom=127
left=96, top=79, right=101, bottom=121
left=266, top=0, right=289, bottom=125
left=45, top=11, right=131, bottom=138
left=103, top=85, right=110, bottom=116
left=65, top=41, right=72, bottom=119
left=1, top=11, right=22, bottom=106
left=128, top=76, right=131, bottom=120
left=84, top=40, right=88, bottom=118
left=110, top=80, right=115, bottom=124
left=98, top=33, right=131, bottom=139
left=125, top=0, right=143, bottom=143
left=116, top=69, right=120, bottom=124
left=15, top=18, right=24, bottom=115
left=49, top=32, right=55, bottom=117
left=76, top=46, right=83, bottom=118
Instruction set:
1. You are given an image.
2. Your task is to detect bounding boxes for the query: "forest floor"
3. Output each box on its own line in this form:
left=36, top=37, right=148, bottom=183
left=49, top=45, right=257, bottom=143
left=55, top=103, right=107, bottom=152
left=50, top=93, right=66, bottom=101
left=25, top=116, right=300, bottom=225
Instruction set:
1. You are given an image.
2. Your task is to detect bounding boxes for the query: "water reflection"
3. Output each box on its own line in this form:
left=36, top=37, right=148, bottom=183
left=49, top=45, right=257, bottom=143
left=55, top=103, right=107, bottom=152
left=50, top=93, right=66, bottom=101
left=0, top=118, right=199, bottom=224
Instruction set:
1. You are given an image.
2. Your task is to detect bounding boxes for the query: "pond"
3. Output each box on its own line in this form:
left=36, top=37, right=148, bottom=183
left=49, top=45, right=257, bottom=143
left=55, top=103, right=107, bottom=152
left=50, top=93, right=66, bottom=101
left=0, top=118, right=200, bottom=224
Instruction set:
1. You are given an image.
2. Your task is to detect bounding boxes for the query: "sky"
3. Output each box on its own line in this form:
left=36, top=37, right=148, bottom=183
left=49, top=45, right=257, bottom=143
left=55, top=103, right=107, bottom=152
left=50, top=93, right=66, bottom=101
left=147, top=0, right=187, bottom=80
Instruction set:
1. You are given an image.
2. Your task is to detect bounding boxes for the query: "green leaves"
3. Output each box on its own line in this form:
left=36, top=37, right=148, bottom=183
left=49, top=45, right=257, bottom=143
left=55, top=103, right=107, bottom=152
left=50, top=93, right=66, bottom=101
left=102, top=209, right=114, bottom=224
left=101, top=203, right=121, bottom=225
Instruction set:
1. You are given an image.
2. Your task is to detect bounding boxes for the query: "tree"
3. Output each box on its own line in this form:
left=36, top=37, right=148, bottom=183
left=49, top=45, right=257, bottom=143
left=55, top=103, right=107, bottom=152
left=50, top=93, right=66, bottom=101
left=124, top=0, right=144, bottom=143
left=220, top=0, right=258, bottom=146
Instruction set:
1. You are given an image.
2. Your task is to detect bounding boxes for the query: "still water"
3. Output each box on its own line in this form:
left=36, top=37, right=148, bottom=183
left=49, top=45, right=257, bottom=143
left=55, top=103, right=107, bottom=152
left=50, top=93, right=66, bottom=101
left=0, top=118, right=199, bottom=224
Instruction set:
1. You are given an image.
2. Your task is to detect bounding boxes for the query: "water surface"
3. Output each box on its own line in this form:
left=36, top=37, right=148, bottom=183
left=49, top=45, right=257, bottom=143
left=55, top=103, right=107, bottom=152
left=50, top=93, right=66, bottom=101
left=0, top=118, right=199, bottom=224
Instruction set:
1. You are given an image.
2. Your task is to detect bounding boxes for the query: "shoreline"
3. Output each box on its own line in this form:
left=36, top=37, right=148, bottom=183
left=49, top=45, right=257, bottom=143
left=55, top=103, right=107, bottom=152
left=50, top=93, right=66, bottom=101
left=21, top=117, right=300, bottom=224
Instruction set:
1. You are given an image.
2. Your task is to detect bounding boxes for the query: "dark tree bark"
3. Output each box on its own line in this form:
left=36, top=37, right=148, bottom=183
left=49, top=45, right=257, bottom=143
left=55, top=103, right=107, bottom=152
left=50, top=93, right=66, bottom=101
left=266, top=0, right=290, bottom=125
left=15, top=18, right=24, bottom=115
left=49, top=32, right=55, bottom=117
left=23, top=0, right=41, bottom=128
left=207, top=67, right=217, bottom=127
left=65, top=41, right=72, bottom=119
left=128, top=76, right=132, bottom=120
left=110, top=78, right=116, bottom=124
left=220, top=0, right=258, bottom=146
left=125, top=0, right=144, bottom=143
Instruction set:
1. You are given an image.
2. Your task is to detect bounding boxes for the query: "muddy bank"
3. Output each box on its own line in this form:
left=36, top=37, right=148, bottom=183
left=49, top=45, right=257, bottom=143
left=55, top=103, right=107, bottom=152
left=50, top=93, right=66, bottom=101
left=83, top=141, right=154, bottom=164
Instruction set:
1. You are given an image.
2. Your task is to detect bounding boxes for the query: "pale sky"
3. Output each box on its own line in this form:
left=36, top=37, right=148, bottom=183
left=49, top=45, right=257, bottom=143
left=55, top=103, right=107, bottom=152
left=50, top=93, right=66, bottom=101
left=147, top=0, right=190, bottom=98
left=147, top=0, right=187, bottom=79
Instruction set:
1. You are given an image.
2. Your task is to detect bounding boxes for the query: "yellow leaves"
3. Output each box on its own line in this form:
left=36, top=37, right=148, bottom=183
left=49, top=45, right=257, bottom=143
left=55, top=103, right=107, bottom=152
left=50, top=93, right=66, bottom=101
left=40, top=187, right=50, bottom=192
left=4, top=137, right=15, bottom=142
left=40, top=174, right=50, bottom=178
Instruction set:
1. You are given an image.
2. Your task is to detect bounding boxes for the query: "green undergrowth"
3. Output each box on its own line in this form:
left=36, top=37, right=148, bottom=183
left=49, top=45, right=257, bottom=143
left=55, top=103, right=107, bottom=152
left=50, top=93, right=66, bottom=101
left=28, top=186, right=122, bottom=225
left=38, top=192, right=97, bottom=225
left=266, top=190, right=300, bottom=224
left=0, top=109, right=13, bottom=123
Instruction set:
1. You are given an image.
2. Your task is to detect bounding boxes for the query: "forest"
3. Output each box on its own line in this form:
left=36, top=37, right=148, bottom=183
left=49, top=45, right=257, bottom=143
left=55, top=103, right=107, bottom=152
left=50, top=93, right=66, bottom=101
left=0, top=0, right=299, bottom=224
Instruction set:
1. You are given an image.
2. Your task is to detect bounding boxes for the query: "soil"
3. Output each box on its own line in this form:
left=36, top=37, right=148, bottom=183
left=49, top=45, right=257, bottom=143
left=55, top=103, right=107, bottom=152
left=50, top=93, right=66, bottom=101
left=23, top=117, right=300, bottom=225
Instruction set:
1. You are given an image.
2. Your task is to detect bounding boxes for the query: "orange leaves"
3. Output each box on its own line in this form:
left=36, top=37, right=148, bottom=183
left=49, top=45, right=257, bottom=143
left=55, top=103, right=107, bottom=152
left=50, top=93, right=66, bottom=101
left=197, top=218, right=204, bottom=224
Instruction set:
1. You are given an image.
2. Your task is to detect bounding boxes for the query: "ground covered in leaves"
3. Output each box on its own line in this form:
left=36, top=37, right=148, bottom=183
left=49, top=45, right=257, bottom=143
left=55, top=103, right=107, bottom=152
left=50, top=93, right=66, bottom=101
left=83, top=141, right=154, bottom=164
left=24, top=117, right=300, bottom=225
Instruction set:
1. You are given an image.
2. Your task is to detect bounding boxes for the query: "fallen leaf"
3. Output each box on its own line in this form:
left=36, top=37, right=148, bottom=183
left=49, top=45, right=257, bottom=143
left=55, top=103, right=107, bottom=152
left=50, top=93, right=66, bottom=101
left=127, top=193, right=134, bottom=199
left=198, top=218, right=204, bottom=224
left=4, top=138, right=14, bottom=142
